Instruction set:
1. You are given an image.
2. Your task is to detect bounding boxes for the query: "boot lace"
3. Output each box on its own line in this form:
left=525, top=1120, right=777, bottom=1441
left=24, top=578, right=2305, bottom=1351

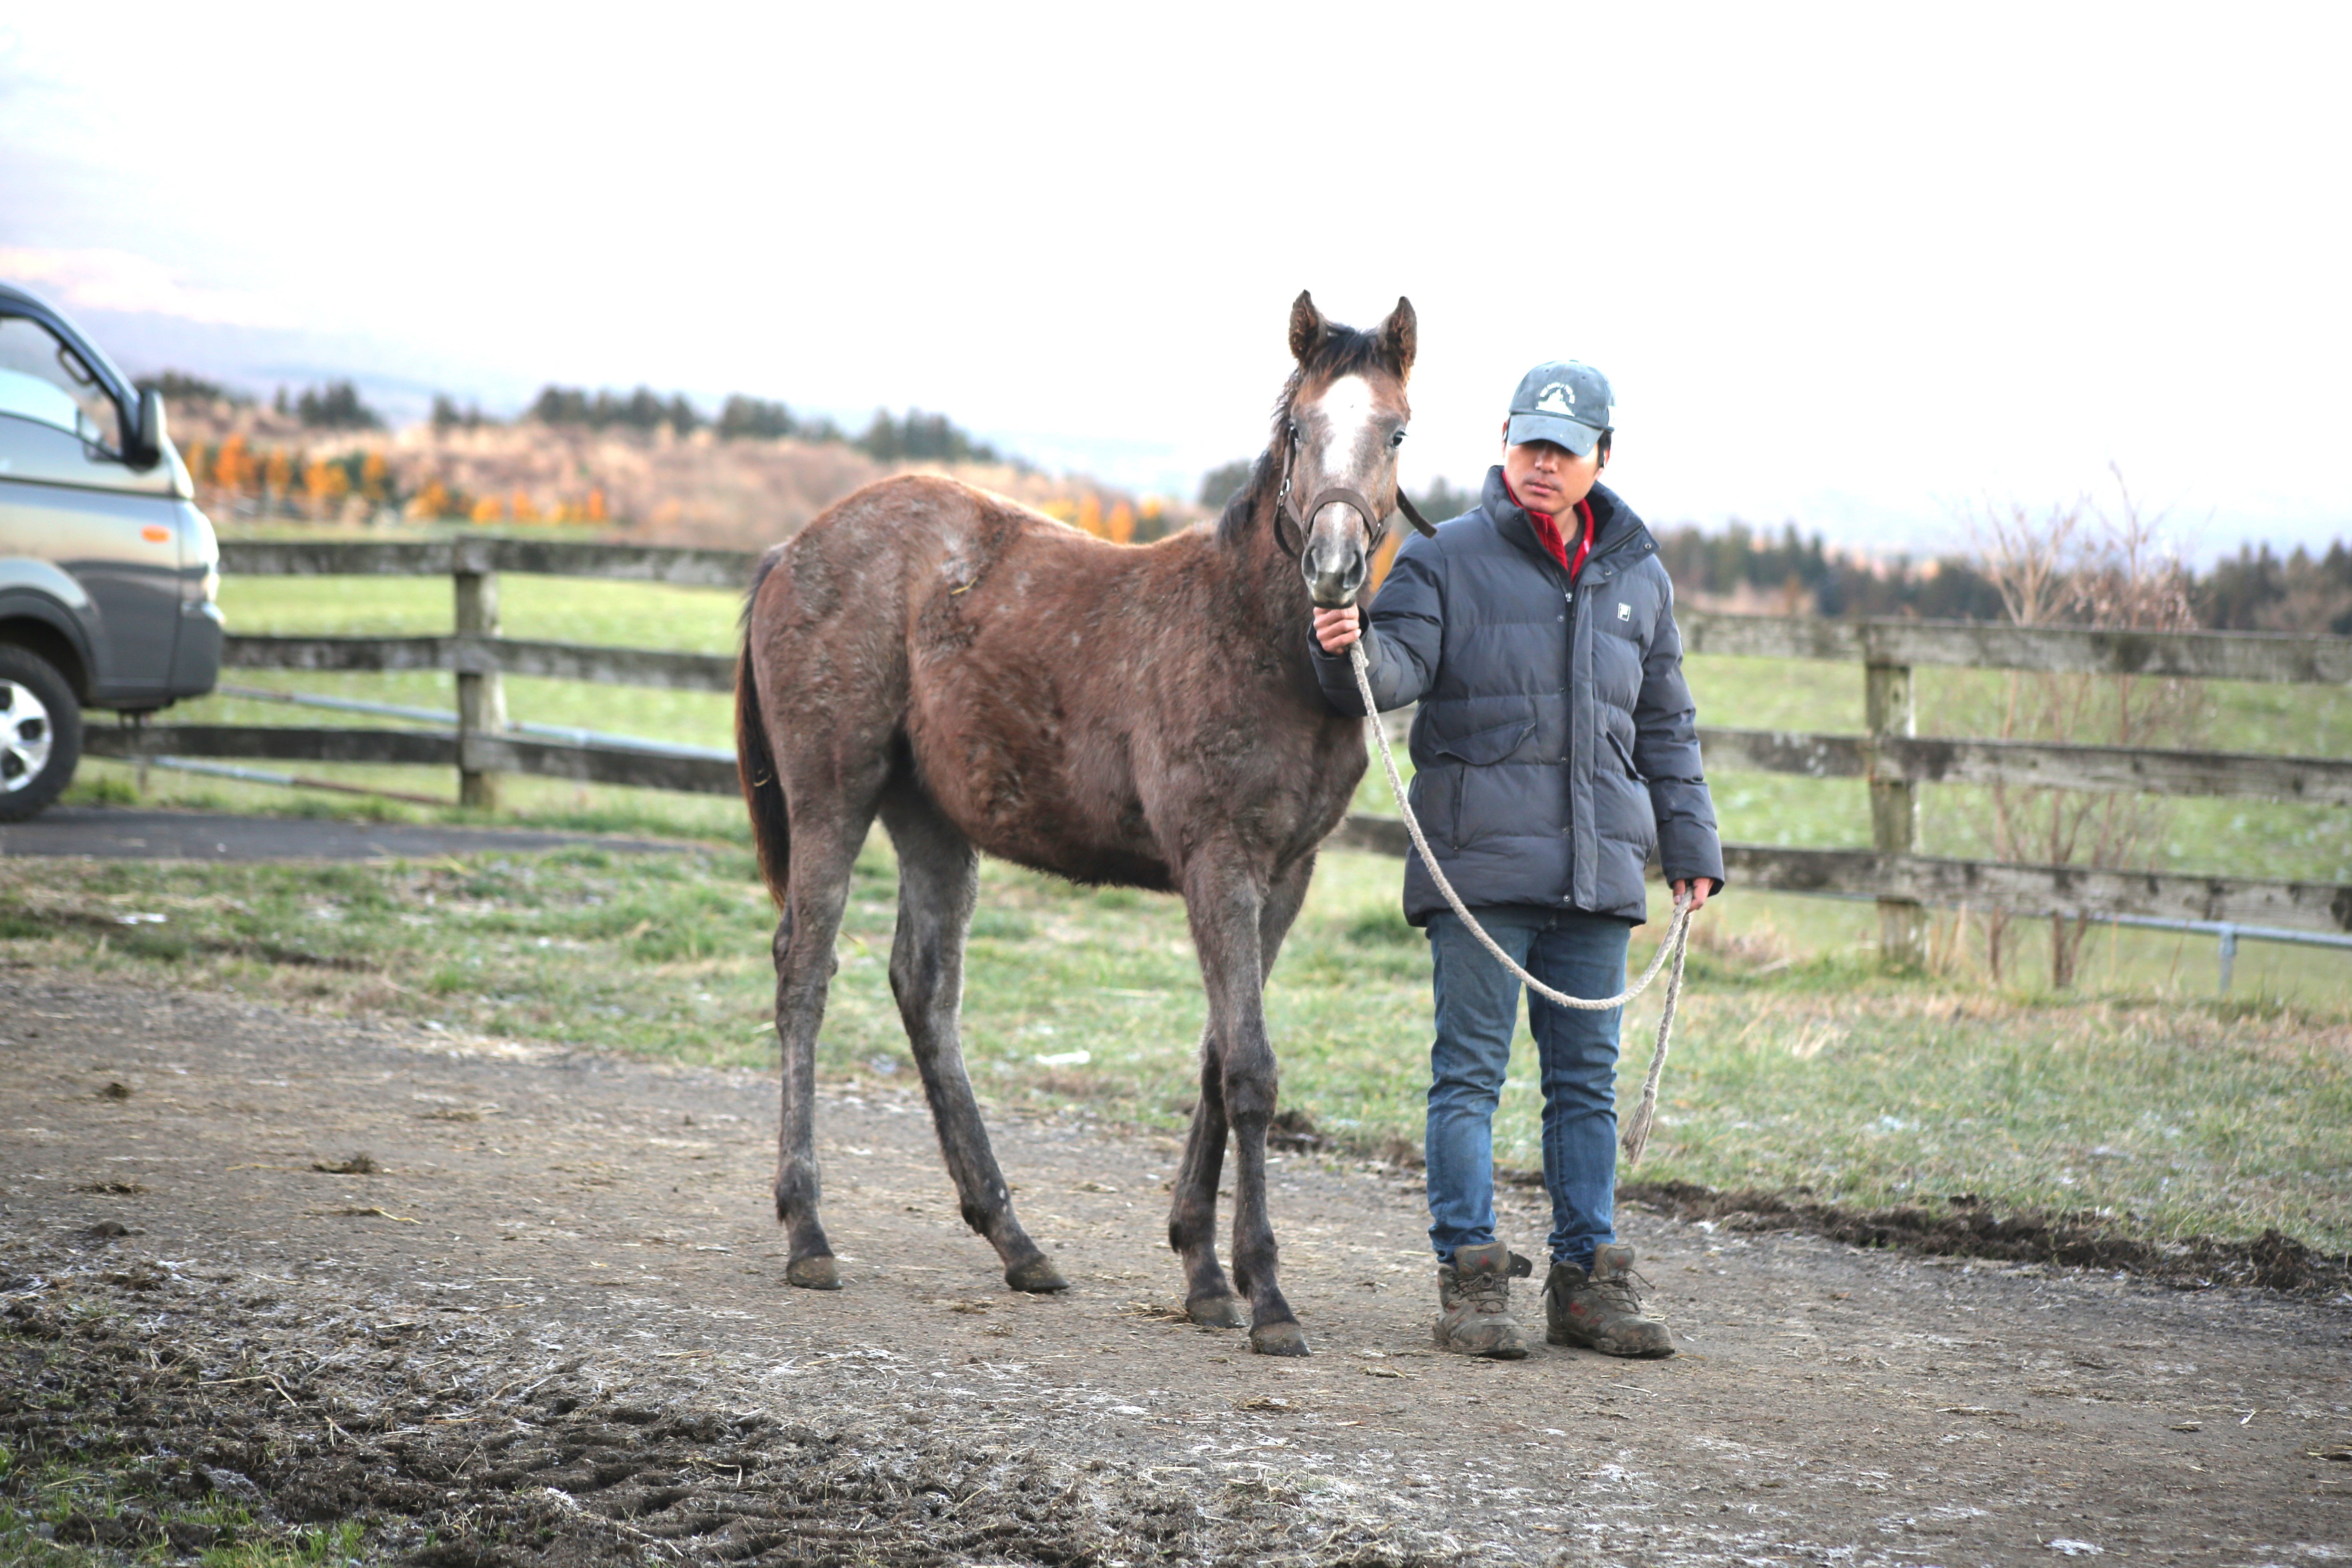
left=1452, top=1252, right=1531, bottom=1314
left=1458, top=1270, right=1513, bottom=1315
left=1583, top=1263, right=1653, bottom=1318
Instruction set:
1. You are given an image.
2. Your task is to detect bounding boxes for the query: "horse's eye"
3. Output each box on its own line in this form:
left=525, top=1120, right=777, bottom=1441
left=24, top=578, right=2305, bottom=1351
left=1389, top=428, right=1408, bottom=449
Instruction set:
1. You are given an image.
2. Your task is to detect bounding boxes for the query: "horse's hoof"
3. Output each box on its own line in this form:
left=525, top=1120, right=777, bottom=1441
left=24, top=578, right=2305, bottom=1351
left=1249, top=1320, right=1311, bottom=1357
left=786, top=1255, right=841, bottom=1290
left=1005, top=1256, right=1069, bottom=1294
left=1186, top=1293, right=1246, bottom=1330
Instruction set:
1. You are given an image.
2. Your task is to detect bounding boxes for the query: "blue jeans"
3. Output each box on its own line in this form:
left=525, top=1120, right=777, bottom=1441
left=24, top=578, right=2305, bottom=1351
left=1424, top=907, right=1631, bottom=1270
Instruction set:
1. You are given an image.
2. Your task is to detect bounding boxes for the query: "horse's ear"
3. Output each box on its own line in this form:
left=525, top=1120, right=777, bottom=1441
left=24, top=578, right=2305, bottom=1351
left=1379, top=297, right=1417, bottom=378
left=1288, top=291, right=1329, bottom=362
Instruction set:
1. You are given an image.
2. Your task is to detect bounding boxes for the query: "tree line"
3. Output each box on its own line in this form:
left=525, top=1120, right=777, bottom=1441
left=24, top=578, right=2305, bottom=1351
left=1197, top=459, right=2346, bottom=631
left=1649, top=521, right=2009, bottom=621
left=518, top=384, right=1013, bottom=468
left=2194, top=541, right=2352, bottom=637
left=1660, top=521, right=2352, bottom=631
left=137, top=372, right=385, bottom=431
left=140, top=365, right=1013, bottom=468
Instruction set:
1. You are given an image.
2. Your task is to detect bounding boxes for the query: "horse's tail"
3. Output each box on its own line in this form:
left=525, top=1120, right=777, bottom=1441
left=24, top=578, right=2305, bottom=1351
left=737, top=553, right=791, bottom=909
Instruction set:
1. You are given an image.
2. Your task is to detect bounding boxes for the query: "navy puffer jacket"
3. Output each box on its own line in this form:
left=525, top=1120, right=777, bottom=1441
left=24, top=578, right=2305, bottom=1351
left=1315, top=466, right=1724, bottom=925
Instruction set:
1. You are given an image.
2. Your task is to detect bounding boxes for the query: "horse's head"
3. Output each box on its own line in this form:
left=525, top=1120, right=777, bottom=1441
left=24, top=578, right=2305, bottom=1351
left=1278, top=291, right=1430, bottom=608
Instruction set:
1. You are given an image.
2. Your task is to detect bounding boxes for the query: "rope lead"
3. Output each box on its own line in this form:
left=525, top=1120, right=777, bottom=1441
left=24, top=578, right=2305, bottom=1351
left=1348, top=639, right=1693, bottom=1165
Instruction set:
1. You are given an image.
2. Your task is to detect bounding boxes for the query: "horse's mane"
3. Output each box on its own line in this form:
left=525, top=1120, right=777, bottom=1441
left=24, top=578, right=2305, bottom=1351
left=1216, top=323, right=1398, bottom=548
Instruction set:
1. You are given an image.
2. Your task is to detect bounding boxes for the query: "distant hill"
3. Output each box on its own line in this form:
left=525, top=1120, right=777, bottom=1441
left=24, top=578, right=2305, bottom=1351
left=162, top=393, right=1196, bottom=550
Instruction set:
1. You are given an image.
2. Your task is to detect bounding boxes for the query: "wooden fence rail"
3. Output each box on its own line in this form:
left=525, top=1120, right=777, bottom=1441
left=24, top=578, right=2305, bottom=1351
left=212, top=632, right=2352, bottom=806
left=1679, top=613, right=2352, bottom=685
left=214, top=539, right=2346, bottom=682
left=87, top=724, right=741, bottom=795
left=1695, top=726, right=2352, bottom=805
left=151, top=537, right=2350, bottom=952
left=1675, top=607, right=2350, bottom=958
left=217, top=539, right=760, bottom=589
left=223, top=635, right=737, bottom=690
left=1328, top=817, right=2352, bottom=933
left=90, top=719, right=2352, bottom=933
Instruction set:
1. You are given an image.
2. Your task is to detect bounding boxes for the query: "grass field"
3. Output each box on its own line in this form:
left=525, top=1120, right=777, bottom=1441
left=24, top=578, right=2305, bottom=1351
left=32, top=549, right=2350, bottom=1255
left=8, top=836, right=2349, bottom=1256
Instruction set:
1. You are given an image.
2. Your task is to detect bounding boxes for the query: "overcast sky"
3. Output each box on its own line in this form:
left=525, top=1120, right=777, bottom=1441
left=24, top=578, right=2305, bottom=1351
left=3, top=4, right=2346, bottom=557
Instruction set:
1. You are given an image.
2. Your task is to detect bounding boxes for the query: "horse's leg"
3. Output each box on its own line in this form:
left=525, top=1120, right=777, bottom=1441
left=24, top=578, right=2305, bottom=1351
left=1256, top=850, right=1315, bottom=984
left=1169, top=851, right=1313, bottom=1327
left=771, top=791, right=881, bottom=1290
left=1169, top=1026, right=1239, bottom=1326
left=1185, top=850, right=1307, bottom=1356
left=880, top=782, right=1067, bottom=1294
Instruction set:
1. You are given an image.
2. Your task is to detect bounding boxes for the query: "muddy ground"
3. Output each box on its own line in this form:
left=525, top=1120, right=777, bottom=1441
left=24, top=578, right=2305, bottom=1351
left=2, top=970, right=2347, bottom=1566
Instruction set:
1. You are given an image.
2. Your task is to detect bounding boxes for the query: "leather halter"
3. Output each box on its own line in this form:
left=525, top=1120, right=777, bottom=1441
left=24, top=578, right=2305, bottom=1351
left=1268, top=407, right=1438, bottom=561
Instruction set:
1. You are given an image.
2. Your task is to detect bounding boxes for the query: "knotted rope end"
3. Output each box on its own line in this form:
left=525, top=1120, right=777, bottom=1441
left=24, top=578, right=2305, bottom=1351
left=1619, top=1093, right=1659, bottom=1165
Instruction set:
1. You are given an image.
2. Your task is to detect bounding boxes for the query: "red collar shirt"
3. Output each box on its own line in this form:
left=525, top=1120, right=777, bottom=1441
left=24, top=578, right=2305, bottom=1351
left=1505, top=480, right=1594, bottom=582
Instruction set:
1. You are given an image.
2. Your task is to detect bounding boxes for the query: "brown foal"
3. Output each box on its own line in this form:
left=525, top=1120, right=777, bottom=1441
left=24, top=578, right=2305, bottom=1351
left=734, top=292, right=1426, bottom=1355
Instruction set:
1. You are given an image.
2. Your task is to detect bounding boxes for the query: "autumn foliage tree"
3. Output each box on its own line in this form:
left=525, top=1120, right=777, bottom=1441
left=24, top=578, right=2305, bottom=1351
left=301, top=457, right=348, bottom=516
left=212, top=434, right=251, bottom=495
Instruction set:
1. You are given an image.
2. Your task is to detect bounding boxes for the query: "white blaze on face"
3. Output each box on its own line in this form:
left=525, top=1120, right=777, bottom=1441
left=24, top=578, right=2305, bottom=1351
left=1316, top=374, right=1379, bottom=488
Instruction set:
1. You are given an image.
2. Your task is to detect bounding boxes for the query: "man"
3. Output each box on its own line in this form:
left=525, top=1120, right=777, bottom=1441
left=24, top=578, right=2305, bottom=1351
left=1312, top=360, right=1724, bottom=1361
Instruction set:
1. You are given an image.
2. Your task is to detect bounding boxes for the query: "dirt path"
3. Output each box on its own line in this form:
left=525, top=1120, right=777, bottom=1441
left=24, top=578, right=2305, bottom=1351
left=2, top=970, right=2346, bottom=1565
left=0, top=806, right=695, bottom=862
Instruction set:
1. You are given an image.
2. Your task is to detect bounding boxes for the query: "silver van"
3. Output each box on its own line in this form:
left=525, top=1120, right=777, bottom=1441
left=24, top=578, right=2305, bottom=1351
left=0, top=282, right=223, bottom=820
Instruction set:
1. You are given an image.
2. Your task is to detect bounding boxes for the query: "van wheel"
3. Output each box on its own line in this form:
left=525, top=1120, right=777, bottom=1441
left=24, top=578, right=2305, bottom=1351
left=0, top=645, right=83, bottom=822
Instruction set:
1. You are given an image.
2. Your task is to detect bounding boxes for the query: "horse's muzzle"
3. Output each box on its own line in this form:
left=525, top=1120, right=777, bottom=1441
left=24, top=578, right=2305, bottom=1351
left=1304, top=541, right=1367, bottom=608
left=1298, top=485, right=1379, bottom=608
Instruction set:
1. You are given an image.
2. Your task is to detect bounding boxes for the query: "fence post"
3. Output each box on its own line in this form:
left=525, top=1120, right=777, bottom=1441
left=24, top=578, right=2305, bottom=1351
left=454, top=545, right=506, bottom=811
left=1865, top=660, right=1922, bottom=968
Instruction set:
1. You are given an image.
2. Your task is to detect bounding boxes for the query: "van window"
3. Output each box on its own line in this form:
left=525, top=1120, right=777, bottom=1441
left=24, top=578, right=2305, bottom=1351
left=0, top=315, right=122, bottom=453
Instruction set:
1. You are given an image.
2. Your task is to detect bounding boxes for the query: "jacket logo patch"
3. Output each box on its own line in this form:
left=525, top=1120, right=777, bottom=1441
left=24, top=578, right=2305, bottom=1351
left=1616, top=602, right=1632, bottom=621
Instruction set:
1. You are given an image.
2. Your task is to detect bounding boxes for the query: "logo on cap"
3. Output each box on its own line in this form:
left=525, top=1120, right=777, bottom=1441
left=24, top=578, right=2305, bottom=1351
left=1536, top=382, right=1577, bottom=414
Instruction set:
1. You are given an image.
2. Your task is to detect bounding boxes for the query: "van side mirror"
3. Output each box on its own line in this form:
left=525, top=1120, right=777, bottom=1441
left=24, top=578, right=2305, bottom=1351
left=129, top=385, right=166, bottom=469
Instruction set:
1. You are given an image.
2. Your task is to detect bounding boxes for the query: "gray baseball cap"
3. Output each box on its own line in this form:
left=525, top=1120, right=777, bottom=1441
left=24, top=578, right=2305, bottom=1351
left=1506, top=361, right=1613, bottom=456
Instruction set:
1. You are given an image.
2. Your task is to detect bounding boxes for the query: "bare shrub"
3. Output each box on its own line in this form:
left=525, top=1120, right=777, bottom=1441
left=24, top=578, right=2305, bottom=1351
left=1961, top=469, right=2207, bottom=987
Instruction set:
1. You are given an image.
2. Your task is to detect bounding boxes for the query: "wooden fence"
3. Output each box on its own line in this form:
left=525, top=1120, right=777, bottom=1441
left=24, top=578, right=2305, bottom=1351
left=83, top=538, right=2352, bottom=953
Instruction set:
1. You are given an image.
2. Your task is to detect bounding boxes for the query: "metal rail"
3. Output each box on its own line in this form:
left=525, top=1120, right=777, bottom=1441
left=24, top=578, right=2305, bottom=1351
left=127, top=755, right=449, bottom=807
left=1644, top=883, right=2352, bottom=993
left=2104, top=913, right=2352, bottom=994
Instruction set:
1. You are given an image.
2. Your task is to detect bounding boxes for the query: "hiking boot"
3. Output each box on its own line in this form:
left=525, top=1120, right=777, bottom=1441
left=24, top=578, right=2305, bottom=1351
left=1432, top=1242, right=1533, bottom=1359
left=1543, top=1243, right=1675, bottom=1357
